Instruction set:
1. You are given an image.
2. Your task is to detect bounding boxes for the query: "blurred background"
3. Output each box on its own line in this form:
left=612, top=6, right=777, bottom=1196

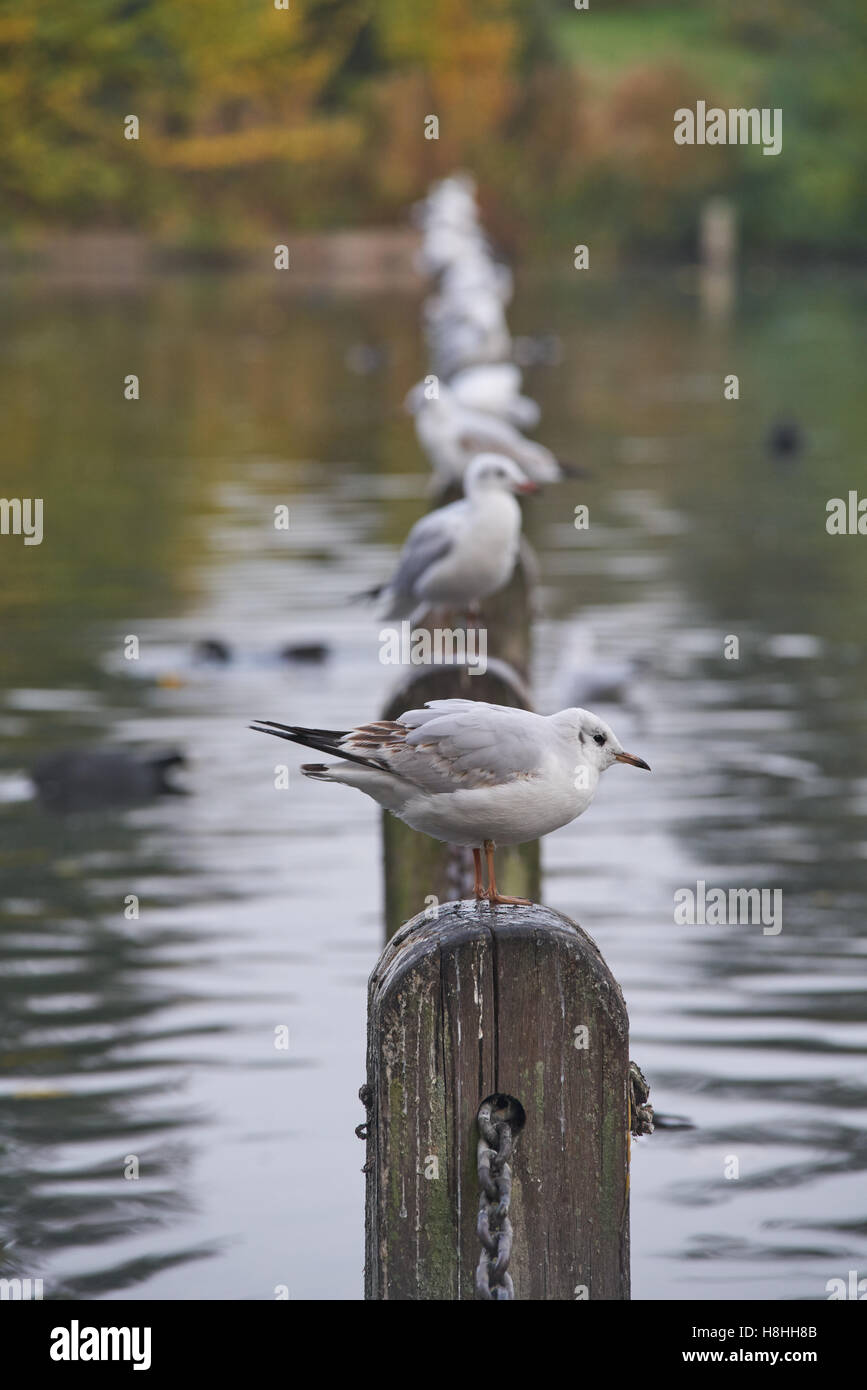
left=0, top=0, right=866, bottom=1302
left=1, top=0, right=866, bottom=258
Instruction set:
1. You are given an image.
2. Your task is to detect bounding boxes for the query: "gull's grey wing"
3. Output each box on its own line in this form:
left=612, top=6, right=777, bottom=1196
left=383, top=699, right=548, bottom=791
left=260, top=700, right=550, bottom=795
left=456, top=416, right=560, bottom=483
left=455, top=415, right=517, bottom=454
left=386, top=502, right=463, bottom=601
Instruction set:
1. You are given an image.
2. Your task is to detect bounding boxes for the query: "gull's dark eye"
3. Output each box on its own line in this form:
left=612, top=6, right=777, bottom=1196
left=593, top=733, right=606, bottom=747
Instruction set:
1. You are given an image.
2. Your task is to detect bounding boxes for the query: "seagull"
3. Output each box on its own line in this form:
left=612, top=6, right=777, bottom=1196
left=413, top=172, right=479, bottom=232
left=417, top=223, right=490, bottom=278
left=448, top=363, right=540, bottom=430
left=556, top=654, right=651, bottom=716
left=413, top=174, right=480, bottom=238
left=405, top=381, right=566, bottom=490
left=363, top=454, right=535, bottom=620
left=553, top=632, right=652, bottom=710
left=424, top=295, right=512, bottom=378
left=250, top=699, right=650, bottom=905
left=413, top=174, right=487, bottom=276
left=436, top=251, right=513, bottom=308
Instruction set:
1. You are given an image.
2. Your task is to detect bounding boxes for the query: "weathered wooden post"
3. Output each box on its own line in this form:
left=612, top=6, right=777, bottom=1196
left=362, top=901, right=633, bottom=1300
left=699, top=195, right=737, bottom=322
left=380, top=549, right=540, bottom=938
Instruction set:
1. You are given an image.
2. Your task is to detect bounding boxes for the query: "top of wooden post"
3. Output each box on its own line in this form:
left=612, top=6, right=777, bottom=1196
left=372, top=900, right=628, bottom=1042
left=365, top=900, right=631, bottom=1299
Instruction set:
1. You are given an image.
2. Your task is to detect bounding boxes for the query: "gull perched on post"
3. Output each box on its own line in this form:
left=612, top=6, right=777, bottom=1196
left=424, top=289, right=512, bottom=378
left=250, top=699, right=650, bottom=905
left=405, top=380, right=567, bottom=491
left=447, top=363, right=540, bottom=430
left=362, top=453, right=536, bottom=621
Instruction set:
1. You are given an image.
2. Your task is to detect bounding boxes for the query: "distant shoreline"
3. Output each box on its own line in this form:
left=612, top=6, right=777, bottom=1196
left=0, top=227, right=424, bottom=291
left=2, top=227, right=865, bottom=293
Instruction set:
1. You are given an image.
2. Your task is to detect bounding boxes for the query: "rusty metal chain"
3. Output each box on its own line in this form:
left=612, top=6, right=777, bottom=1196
left=629, top=1061, right=654, bottom=1136
left=356, top=1083, right=372, bottom=1141
left=475, top=1094, right=523, bottom=1300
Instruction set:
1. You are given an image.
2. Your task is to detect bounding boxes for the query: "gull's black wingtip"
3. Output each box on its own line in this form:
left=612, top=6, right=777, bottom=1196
left=249, top=719, right=305, bottom=744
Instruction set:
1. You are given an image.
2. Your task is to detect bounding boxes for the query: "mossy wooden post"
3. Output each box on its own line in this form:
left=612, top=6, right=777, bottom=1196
left=363, top=901, right=631, bottom=1300
left=380, top=548, right=539, bottom=939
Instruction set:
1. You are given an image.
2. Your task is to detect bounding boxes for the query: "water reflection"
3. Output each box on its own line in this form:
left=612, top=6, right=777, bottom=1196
left=0, top=270, right=865, bottom=1300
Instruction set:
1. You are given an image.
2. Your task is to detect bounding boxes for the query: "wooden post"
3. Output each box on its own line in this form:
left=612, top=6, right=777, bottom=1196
left=380, top=548, right=540, bottom=938
left=363, top=901, right=631, bottom=1300
left=699, top=196, right=737, bottom=322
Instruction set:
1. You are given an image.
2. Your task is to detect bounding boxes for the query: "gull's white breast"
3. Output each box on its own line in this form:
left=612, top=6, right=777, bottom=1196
left=396, top=752, right=598, bottom=847
left=419, top=493, right=520, bottom=605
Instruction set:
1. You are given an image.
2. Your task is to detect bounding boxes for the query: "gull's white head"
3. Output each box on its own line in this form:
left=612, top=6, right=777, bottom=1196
left=569, top=708, right=651, bottom=775
left=464, top=453, right=537, bottom=497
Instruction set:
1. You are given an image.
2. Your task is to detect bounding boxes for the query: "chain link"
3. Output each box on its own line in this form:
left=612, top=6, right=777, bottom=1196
left=475, top=1095, right=522, bottom=1300
left=628, top=1061, right=654, bottom=1136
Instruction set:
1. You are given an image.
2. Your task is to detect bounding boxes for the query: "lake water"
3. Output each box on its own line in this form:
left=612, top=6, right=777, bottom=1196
left=1, top=265, right=865, bottom=1300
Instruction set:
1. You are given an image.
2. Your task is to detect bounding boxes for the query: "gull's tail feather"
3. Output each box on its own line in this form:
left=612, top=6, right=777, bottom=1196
left=349, top=583, right=384, bottom=604
left=556, top=459, right=589, bottom=479
left=250, top=719, right=348, bottom=744
left=249, top=720, right=388, bottom=774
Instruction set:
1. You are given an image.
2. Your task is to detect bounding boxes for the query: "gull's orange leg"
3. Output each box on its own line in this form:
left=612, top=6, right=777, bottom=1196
left=484, top=839, right=531, bottom=907
left=472, top=847, right=488, bottom=900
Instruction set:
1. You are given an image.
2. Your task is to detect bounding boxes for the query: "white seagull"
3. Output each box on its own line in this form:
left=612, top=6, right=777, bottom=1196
left=424, top=294, right=512, bottom=378
left=365, top=454, right=535, bottom=620
left=405, top=381, right=566, bottom=490
left=250, top=699, right=650, bottom=905
left=448, top=362, right=540, bottom=430
left=436, top=251, right=513, bottom=308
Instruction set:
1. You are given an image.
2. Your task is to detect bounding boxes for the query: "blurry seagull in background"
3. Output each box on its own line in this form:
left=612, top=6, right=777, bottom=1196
left=358, top=453, right=536, bottom=621
left=447, top=362, right=540, bottom=430
left=405, top=380, right=569, bottom=491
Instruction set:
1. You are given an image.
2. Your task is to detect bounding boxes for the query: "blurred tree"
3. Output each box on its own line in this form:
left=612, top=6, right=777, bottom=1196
left=0, top=0, right=863, bottom=255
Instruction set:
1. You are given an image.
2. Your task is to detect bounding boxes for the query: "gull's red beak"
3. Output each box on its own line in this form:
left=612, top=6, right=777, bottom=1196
left=516, top=480, right=539, bottom=494
left=615, top=751, right=651, bottom=771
